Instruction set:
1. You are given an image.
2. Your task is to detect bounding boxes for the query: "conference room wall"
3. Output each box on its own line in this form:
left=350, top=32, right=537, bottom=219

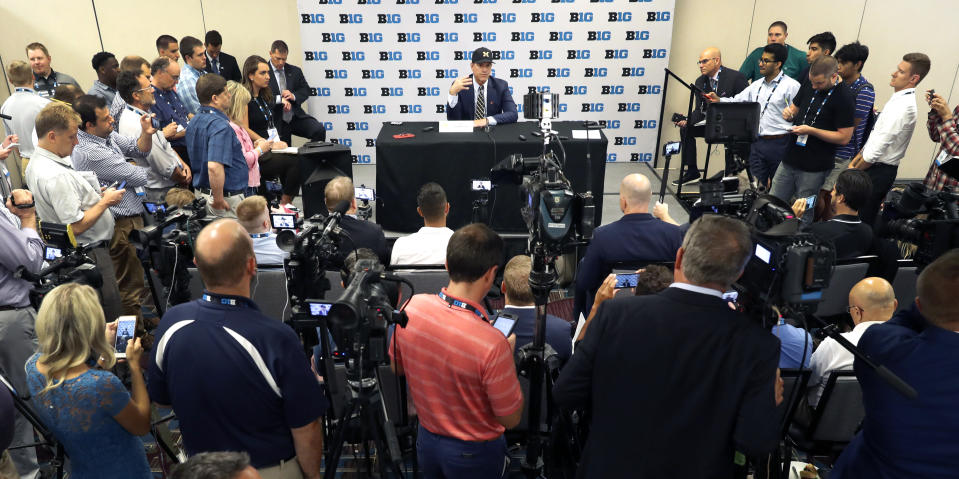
left=0, top=0, right=302, bottom=106
left=665, top=0, right=959, bottom=181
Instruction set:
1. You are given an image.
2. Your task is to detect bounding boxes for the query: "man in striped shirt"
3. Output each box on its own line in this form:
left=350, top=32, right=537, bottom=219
left=390, top=223, right=523, bottom=478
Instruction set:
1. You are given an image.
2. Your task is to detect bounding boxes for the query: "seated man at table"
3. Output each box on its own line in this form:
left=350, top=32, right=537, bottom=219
left=324, top=176, right=389, bottom=266
left=446, top=47, right=517, bottom=128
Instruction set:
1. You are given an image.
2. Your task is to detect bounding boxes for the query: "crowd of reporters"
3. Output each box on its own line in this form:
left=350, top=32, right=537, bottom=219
left=0, top=22, right=958, bottom=479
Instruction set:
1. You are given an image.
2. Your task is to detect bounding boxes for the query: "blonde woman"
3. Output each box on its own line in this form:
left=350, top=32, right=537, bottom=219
left=24, top=284, right=151, bottom=478
left=224, top=80, right=274, bottom=197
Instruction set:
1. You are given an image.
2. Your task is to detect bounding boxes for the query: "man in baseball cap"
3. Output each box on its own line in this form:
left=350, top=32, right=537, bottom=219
left=446, top=46, right=518, bottom=127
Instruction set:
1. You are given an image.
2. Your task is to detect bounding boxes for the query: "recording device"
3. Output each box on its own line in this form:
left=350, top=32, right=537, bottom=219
left=491, top=312, right=518, bottom=337
left=928, top=89, right=936, bottom=105
left=143, top=202, right=166, bottom=215
left=270, top=213, right=297, bottom=230
left=471, top=179, right=491, bottom=191
left=722, top=290, right=739, bottom=303
left=109, top=180, right=127, bottom=190
left=114, top=316, right=136, bottom=359
left=663, top=140, right=681, bottom=156
left=615, top=273, right=639, bottom=289
left=737, top=231, right=835, bottom=310
left=43, top=246, right=62, bottom=261
left=355, top=186, right=375, bottom=201
left=671, top=112, right=687, bottom=123
left=277, top=200, right=351, bottom=311
left=308, top=300, right=333, bottom=317
left=805, top=194, right=817, bottom=209
left=878, top=183, right=959, bottom=269
left=264, top=180, right=283, bottom=194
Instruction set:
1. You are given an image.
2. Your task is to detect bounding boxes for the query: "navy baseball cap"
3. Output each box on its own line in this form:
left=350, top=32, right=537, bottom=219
left=471, top=47, right=494, bottom=64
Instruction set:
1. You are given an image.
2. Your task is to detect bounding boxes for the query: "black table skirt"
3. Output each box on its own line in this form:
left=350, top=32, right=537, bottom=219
left=375, top=121, right=607, bottom=233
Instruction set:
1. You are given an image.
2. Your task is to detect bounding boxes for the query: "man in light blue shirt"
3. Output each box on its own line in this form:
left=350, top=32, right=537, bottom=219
left=176, top=36, right=207, bottom=115
left=235, top=195, right=288, bottom=266
left=707, top=43, right=801, bottom=190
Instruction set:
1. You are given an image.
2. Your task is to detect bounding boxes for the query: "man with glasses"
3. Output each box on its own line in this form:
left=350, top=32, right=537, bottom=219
left=706, top=43, right=800, bottom=190
left=672, top=47, right=747, bottom=186
left=740, top=21, right=809, bottom=82
left=447, top=46, right=518, bottom=127
left=151, top=56, right=192, bottom=162
left=806, top=277, right=896, bottom=408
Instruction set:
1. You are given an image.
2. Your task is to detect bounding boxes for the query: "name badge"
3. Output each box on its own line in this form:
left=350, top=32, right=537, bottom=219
left=134, top=186, right=146, bottom=197
left=267, top=128, right=279, bottom=141
left=796, top=134, right=808, bottom=147
left=935, top=149, right=955, bottom=167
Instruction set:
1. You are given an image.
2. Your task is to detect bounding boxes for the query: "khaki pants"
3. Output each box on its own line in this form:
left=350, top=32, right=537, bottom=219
left=257, top=457, right=305, bottom=479
left=109, top=216, right=146, bottom=321
left=195, top=191, right=244, bottom=219
left=0, top=450, right=19, bottom=479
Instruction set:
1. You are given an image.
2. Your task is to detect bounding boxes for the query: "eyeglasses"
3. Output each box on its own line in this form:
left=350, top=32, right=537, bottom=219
left=134, top=86, right=152, bottom=93
left=759, top=58, right=777, bottom=64
left=696, top=58, right=718, bottom=65
left=846, top=305, right=865, bottom=314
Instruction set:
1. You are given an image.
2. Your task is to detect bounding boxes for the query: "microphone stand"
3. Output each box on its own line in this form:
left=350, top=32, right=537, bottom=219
left=655, top=68, right=705, bottom=205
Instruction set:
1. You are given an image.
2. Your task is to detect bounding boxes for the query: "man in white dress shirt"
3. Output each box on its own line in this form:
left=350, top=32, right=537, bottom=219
left=390, top=182, right=453, bottom=266
left=806, top=277, right=896, bottom=407
left=848, top=53, right=930, bottom=226
left=706, top=43, right=801, bottom=190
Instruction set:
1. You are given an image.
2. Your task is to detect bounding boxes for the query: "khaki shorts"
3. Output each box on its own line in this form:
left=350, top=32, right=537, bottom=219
left=822, top=157, right=851, bottom=191
left=257, top=456, right=304, bottom=479
left=195, top=191, right=244, bottom=219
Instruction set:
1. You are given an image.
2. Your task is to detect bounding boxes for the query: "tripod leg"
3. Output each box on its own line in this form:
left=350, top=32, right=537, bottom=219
left=323, top=401, right=358, bottom=479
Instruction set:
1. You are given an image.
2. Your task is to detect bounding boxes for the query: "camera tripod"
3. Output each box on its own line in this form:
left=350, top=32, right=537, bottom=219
left=1, top=374, right=66, bottom=479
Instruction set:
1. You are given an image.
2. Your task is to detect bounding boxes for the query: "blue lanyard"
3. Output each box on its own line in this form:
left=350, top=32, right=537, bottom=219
left=759, top=76, right=783, bottom=119
left=160, top=90, right=187, bottom=121
left=202, top=293, right=241, bottom=307
left=437, top=291, right=487, bottom=321
left=14, top=87, right=33, bottom=93
left=255, top=97, right=275, bottom=128
left=250, top=232, right=269, bottom=238
left=801, top=85, right=836, bottom=126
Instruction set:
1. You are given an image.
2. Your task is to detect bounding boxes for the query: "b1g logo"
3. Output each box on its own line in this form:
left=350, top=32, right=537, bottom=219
left=569, top=12, right=593, bottom=22
left=529, top=50, right=552, bottom=60
left=305, top=51, right=328, bottom=61
left=608, top=12, right=631, bottom=22
left=643, top=49, right=668, bottom=59
left=473, top=32, right=496, bottom=42
left=359, top=33, right=383, bottom=42
left=647, top=11, right=671, bottom=21
left=309, top=87, right=331, bottom=96
left=631, top=153, right=654, bottom=162
left=587, top=31, right=611, bottom=41
left=614, top=137, right=637, bottom=146
left=564, top=85, right=586, bottom=95
left=328, top=105, right=350, bottom=114
left=606, top=153, right=617, bottom=161
left=634, top=120, right=657, bottom=129
left=511, top=32, right=534, bottom=41
left=626, top=30, right=651, bottom=40
left=549, top=32, right=573, bottom=41
left=418, top=87, right=441, bottom=96
left=377, top=13, right=401, bottom=23
left=417, top=51, right=440, bottom=61
left=399, top=69, right=422, bottom=78
left=454, top=13, right=478, bottom=23
left=361, top=69, right=385, bottom=79
left=597, top=119, right=620, bottom=129
left=324, top=69, right=347, bottom=79
left=605, top=49, right=628, bottom=59
left=584, top=67, right=607, bottom=77
left=396, top=0, right=419, bottom=3
left=493, top=13, right=516, bottom=23
left=339, top=13, right=362, bottom=23
left=435, top=33, right=458, bottom=42
left=600, top=85, right=624, bottom=95
left=379, top=51, right=403, bottom=61
left=526, top=86, right=550, bottom=93
left=399, top=105, right=423, bottom=114
left=321, top=33, right=345, bottom=43
left=434, top=69, right=457, bottom=79
left=363, top=105, right=386, bottom=114
left=622, top=67, right=645, bottom=77
left=512, top=0, right=535, bottom=3
left=618, top=103, right=641, bottom=112
left=381, top=87, right=404, bottom=96
left=637, top=85, right=662, bottom=94
left=546, top=68, right=570, bottom=78
left=567, top=50, right=590, bottom=60
left=581, top=103, right=603, bottom=112
left=365, top=139, right=376, bottom=147
left=341, top=51, right=365, bottom=61
left=510, top=68, right=533, bottom=78
left=530, top=12, right=554, bottom=22
left=322, top=122, right=334, bottom=131
left=416, top=13, right=439, bottom=23
left=397, top=33, right=421, bottom=42
left=317, top=0, right=342, bottom=3
left=352, top=155, right=372, bottom=164
left=344, top=87, right=367, bottom=97
left=301, top=14, right=325, bottom=23
left=346, top=122, right=369, bottom=130
left=331, top=138, right=353, bottom=147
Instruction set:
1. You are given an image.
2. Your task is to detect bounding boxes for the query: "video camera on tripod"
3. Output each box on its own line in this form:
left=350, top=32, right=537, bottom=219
left=276, top=200, right=351, bottom=309
left=878, top=183, right=959, bottom=269
left=15, top=222, right=102, bottom=309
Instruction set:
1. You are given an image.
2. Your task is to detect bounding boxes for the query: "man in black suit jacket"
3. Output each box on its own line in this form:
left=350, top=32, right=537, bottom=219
left=203, top=30, right=241, bottom=82
left=555, top=215, right=783, bottom=478
left=446, top=47, right=518, bottom=127
left=501, top=255, right=572, bottom=363
left=268, top=40, right=326, bottom=144
left=672, top=47, right=748, bottom=185
left=325, top=176, right=389, bottom=265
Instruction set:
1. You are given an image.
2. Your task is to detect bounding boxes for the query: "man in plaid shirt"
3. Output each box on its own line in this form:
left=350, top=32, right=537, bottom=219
left=925, top=90, right=959, bottom=192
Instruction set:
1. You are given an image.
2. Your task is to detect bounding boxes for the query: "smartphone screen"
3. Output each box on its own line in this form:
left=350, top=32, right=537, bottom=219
left=118, top=180, right=127, bottom=190
left=144, top=202, right=157, bottom=214
left=355, top=187, right=375, bottom=201
left=271, top=214, right=296, bottom=229
left=309, top=302, right=332, bottom=316
left=722, top=290, right=739, bottom=302
left=615, top=273, right=639, bottom=289
left=114, top=316, right=137, bottom=358
left=492, top=314, right=517, bottom=337
left=44, top=246, right=62, bottom=261
left=805, top=195, right=817, bottom=208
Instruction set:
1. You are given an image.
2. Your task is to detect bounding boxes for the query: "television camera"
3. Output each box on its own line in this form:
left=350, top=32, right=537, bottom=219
left=15, top=222, right=102, bottom=310
left=878, top=183, right=958, bottom=269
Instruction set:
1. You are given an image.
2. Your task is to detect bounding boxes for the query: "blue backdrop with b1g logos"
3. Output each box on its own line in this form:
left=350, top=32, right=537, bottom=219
left=296, top=0, right=675, bottom=164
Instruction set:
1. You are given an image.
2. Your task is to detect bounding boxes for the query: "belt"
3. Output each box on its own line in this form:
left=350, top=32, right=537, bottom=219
left=198, top=187, right=244, bottom=197
left=759, top=134, right=789, bottom=140
left=0, top=304, right=29, bottom=311
left=115, top=214, right=142, bottom=220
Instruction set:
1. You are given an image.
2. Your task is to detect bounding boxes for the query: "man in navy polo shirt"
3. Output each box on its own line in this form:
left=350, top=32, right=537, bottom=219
left=147, top=220, right=325, bottom=479
left=186, top=73, right=248, bottom=218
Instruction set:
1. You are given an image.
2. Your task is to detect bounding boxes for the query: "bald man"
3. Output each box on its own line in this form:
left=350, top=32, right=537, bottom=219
left=672, top=47, right=747, bottom=186
left=147, top=219, right=326, bottom=478
left=574, top=173, right=684, bottom=318
left=832, top=250, right=959, bottom=477
left=806, top=277, right=896, bottom=407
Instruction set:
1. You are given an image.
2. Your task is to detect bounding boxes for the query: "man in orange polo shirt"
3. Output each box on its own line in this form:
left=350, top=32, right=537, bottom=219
left=390, top=223, right=523, bottom=478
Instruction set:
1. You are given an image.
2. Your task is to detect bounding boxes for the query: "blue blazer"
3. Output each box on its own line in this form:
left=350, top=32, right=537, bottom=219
left=501, top=306, right=572, bottom=364
left=446, top=75, right=518, bottom=124
left=831, top=303, right=959, bottom=478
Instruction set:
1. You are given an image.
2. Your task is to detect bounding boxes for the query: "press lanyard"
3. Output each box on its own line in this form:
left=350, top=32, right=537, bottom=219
left=14, top=87, right=33, bottom=93
left=437, top=291, right=487, bottom=321
left=161, top=90, right=187, bottom=121
left=255, top=97, right=275, bottom=129
left=801, top=86, right=835, bottom=126
left=250, top=232, right=269, bottom=238
left=202, top=293, right=242, bottom=307
left=759, top=76, right=783, bottom=119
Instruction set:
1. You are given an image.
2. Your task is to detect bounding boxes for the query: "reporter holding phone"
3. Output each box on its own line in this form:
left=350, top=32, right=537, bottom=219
left=25, top=283, right=151, bottom=479
left=241, top=56, right=302, bottom=205
left=789, top=169, right=874, bottom=259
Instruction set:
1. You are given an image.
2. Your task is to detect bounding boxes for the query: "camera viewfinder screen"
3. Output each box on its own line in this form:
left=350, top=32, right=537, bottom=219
left=44, top=247, right=62, bottom=261
left=472, top=180, right=491, bottom=191
left=755, top=244, right=772, bottom=264
left=272, top=214, right=295, bottom=229
left=309, top=302, right=332, bottom=316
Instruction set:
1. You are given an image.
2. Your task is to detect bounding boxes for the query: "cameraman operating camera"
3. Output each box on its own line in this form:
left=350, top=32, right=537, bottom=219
left=0, top=189, right=44, bottom=477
